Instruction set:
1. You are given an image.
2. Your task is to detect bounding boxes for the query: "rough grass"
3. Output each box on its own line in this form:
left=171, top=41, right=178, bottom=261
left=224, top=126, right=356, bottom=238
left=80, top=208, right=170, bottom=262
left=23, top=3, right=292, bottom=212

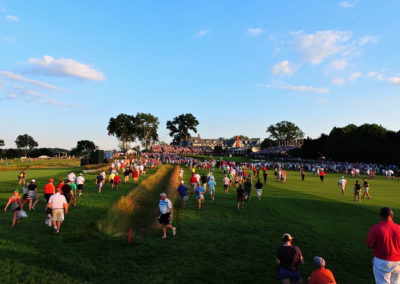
left=0, top=165, right=398, bottom=283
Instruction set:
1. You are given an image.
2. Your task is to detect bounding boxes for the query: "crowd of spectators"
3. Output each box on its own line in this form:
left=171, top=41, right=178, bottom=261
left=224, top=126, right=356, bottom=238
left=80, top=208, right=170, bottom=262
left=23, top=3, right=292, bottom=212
left=151, top=145, right=212, bottom=155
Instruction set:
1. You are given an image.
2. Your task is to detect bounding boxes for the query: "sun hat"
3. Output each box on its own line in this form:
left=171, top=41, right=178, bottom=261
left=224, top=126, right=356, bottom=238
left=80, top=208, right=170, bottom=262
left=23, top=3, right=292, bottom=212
left=160, top=193, right=167, bottom=197
left=282, top=233, right=294, bottom=241
left=314, top=256, right=326, bottom=268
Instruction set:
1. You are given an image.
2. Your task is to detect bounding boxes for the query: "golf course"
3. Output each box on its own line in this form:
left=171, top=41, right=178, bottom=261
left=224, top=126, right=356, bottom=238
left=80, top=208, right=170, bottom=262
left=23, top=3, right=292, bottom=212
left=0, top=159, right=398, bottom=283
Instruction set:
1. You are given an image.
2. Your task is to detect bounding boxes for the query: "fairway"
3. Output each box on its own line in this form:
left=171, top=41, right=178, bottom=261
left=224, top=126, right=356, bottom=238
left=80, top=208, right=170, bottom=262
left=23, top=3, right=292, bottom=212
left=0, top=165, right=398, bottom=283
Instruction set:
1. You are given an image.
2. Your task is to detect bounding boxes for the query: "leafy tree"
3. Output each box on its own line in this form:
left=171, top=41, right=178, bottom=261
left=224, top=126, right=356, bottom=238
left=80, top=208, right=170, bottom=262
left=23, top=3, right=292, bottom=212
left=134, top=113, right=159, bottom=150
left=166, top=113, right=199, bottom=145
left=299, top=134, right=328, bottom=159
left=107, top=114, right=136, bottom=153
left=266, top=121, right=304, bottom=141
left=0, top=139, right=4, bottom=147
left=71, top=140, right=96, bottom=156
left=230, top=135, right=249, bottom=140
left=260, top=138, right=274, bottom=149
left=15, top=134, right=38, bottom=157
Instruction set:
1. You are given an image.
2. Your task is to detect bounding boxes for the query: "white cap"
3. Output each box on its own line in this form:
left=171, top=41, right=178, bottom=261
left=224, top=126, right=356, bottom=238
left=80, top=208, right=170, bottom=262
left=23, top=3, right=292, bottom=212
left=160, top=193, right=166, bottom=197
left=31, top=179, right=36, bottom=183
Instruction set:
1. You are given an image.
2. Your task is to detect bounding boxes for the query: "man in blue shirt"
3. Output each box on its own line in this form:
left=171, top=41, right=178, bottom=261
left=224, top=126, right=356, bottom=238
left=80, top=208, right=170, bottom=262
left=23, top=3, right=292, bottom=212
left=177, top=180, right=188, bottom=208
left=195, top=183, right=206, bottom=210
left=208, top=177, right=216, bottom=200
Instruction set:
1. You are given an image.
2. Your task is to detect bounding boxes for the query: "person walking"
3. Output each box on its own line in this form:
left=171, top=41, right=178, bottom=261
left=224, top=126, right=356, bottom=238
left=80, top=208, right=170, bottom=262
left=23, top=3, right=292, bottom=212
left=195, top=183, right=206, bottom=210
left=190, top=173, right=198, bottom=193
left=62, top=180, right=74, bottom=206
left=263, top=170, right=268, bottom=184
left=23, top=179, right=39, bottom=211
left=44, top=179, right=55, bottom=212
left=48, top=187, right=69, bottom=234
left=236, top=183, right=245, bottom=209
left=300, top=168, right=305, bottom=181
left=367, top=207, right=400, bottom=284
left=319, top=169, right=325, bottom=182
left=363, top=178, right=371, bottom=199
left=308, top=256, right=336, bottom=284
left=208, top=176, right=216, bottom=200
left=76, top=173, right=85, bottom=196
left=255, top=178, right=263, bottom=200
left=4, top=189, right=23, bottom=227
left=96, top=173, right=104, bottom=193
left=244, top=178, right=252, bottom=200
left=276, top=233, right=304, bottom=284
left=158, top=193, right=176, bottom=239
left=114, top=173, right=120, bottom=191
left=354, top=180, right=361, bottom=202
left=18, top=170, right=26, bottom=185
left=338, top=176, right=347, bottom=195
left=223, top=175, right=230, bottom=194
left=177, top=180, right=188, bottom=208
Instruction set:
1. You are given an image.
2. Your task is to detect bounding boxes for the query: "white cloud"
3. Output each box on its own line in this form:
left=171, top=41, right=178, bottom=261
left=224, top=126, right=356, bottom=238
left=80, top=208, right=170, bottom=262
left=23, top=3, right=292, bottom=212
left=330, top=59, right=348, bottom=70
left=5, top=15, right=18, bottom=22
left=272, top=60, right=296, bottom=76
left=28, top=55, right=105, bottom=81
left=339, top=1, right=355, bottom=8
left=282, top=84, right=329, bottom=94
left=367, top=71, right=378, bottom=78
left=388, top=77, right=400, bottom=85
left=332, top=77, right=346, bottom=86
left=296, top=30, right=352, bottom=64
left=359, top=35, right=379, bottom=46
left=0, top=71, right=60, bottom=90
left=194, top=30, right=210, bottom=38
left=349, top=72, right=362, bottom=81
left=247, top=28, right=265, bottom=36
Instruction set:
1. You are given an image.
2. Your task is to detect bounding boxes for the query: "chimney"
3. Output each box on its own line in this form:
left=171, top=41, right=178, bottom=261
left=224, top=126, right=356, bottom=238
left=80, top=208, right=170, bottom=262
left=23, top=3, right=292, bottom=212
left=198, top=134, right=200, bottom=138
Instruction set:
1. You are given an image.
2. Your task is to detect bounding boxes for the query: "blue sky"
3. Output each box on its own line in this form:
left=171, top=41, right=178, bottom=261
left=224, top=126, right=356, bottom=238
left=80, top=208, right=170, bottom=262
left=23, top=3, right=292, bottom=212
left=1, top=0, right=399, bottom=150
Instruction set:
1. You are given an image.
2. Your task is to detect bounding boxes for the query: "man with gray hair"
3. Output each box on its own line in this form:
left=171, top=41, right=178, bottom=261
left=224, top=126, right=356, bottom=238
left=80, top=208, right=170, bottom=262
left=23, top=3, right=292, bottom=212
left=367, top=207, right=400, bottom=284
left=308, top=256, right=336, bottom=284
left=158, top=193, right=176, bottom=239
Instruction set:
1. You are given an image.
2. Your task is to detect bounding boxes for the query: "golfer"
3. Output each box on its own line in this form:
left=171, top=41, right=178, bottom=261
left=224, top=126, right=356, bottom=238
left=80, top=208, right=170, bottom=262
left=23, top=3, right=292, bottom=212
left=158, top=193, right=176, bottom=239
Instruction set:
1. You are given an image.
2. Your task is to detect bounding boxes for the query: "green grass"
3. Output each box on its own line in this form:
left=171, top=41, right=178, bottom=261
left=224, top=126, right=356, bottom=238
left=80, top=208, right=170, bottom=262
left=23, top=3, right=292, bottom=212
left=0, top=165, right=398, bottom=283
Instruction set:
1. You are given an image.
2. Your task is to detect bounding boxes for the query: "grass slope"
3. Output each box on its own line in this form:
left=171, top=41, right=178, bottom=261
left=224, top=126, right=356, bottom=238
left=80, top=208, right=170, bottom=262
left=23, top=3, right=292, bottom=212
left=0, top=166, right=398, bottom=283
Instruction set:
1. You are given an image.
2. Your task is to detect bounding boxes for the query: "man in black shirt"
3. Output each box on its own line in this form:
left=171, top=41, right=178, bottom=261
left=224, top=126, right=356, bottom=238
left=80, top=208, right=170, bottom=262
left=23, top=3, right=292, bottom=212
left=354, top=180, right=361, bottom=202
left=62, top=180, right=74, bottom=205
left=276, top=233, right=304, bottom=284
left=255, top=179, right=263, bottom=200
left=236, top=183, right=245, bottom=209
left=201, top=173, right=208, bottom=190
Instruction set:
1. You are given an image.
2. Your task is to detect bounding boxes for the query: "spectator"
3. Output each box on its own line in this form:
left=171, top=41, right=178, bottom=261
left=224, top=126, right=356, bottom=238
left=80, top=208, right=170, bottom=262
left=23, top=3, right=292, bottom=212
left=276, top=233, right=304, bottom=284
left=114, top=173, right=120, bottom=191
left=48, top=187, right=68, bottom=234
left=367, top=207, right=400, bottom=284
left=308, top=256, right=336, bottom=284
left=177, top=180, right=188, bottom=208
left=4, top=189, right=23, bottom=227
left=158, top=193, right=176, bottom=239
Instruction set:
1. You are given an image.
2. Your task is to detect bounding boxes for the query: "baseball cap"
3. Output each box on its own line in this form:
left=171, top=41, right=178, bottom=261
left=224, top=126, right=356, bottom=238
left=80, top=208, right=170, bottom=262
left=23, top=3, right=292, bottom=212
left=80, top=173, right=83, bottom=176
left=14, top=189, right=20, bottom=192
left=31, top=179, right=36, bottom=183
left=282, top=233, right=293, bottom=241
left=341, top=176, right=344, bottom=179
left=49, top=178, right=54, bottom=182
left=160, top=193, right=166, bottom=197
left=181, top=180, right=184, bottom=184
left=314, top=256, right=326, bottom=268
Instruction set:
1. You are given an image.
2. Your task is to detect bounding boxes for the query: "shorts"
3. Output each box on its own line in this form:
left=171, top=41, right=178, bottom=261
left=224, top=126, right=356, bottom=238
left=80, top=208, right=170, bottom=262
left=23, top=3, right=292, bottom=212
left=224, top=184, right=229, bottom=189
left=364, top=187, right=369, bottom=193
left=237, top=196, right=244, bottom=202
left=27, top=191, right=38, bottom=200
left=109, top=180, right=114, bottom=184
left=65, top=195, right=71, bottom=203
left=98, top=182, right=103, bottom=188
left=44, top=193, right=53, bottom=203
left=158, top=213, right=170, bottom=225
left=256, top=189, right=262, bottom=196
left=12, top=206, right=21, bottom=212
left=355, top=190, right=361, bottom=195
left=209, top=188, right=215, bottom=195
left=77, top=184, right=84, bottom=190
left=182, top=196, right=189, bottom=201
left=278, top=268, right=301, bottom=281
left=197, top=194, right=204, bottom=200
left=52, top=209, right=64, bottom=222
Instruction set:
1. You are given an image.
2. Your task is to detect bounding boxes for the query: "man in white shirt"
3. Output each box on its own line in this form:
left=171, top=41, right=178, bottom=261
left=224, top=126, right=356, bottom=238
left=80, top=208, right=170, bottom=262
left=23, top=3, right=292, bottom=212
left=338, top=176, right=347, bottom=195
left=195, top=173, right=200, bottom=184
left=67, top=171, right=76, bottom=183
left=223, top=175, right=230, bottom=194
left=76, top=173, right=85, bottom=196
left=48, top=188, right=68, bottom=234
left=158, top=193, right=176, bottom=239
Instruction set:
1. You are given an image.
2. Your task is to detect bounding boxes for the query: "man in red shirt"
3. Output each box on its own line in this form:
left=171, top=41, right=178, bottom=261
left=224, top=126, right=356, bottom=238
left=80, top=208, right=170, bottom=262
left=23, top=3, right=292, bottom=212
left=367, top=207, right=400, bottom=284
left=190, top=173, right=198, bottom=193
left=113, top=173, right=120, bottom=191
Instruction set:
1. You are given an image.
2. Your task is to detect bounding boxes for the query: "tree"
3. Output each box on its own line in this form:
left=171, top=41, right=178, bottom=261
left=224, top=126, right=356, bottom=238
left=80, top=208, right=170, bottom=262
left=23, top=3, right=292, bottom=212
left=134, top=113, right=159, bottom=150
left=0, top=139, right=4, bottom=147
left=71, top=140, right=96, bottom=156
left=15, top=134, right=38, bottom=157
left=166, top=113, right=199, bottom=145
left=266, top=121, right=304, bottom=141
left=260, top=138, right=274, bottom=149
left=230, top=135, right=249, bottom=140
left=107, top=114, right=136, bottom=153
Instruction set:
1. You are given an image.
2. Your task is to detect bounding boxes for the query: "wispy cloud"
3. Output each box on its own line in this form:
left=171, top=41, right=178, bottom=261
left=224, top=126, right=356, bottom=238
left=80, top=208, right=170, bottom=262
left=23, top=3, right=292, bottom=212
left=194, top=30, right=210, bottom=38
left=349, top=72, right=362, bottom=81
left=0, top=71, right=61, bottom=90
left=388, top=77, right=400, bottom=85
left=5, top=15, right=18, bottom=22
left=272, top=60, right=296, bottom=76
left=359, top=35, right=379, bottom=46
left=260, top=82, right=329, bottom=94
left=247, top=28, right=265, bottom=36
left=339, top=1, right=355, bottom=8
left=330, top=59, right=348, bottom=70
left=332, top=77, right=346, bottom=86
left=28, top=55, right=105, bottom=81
left=295, top=30, right=352, bottom=64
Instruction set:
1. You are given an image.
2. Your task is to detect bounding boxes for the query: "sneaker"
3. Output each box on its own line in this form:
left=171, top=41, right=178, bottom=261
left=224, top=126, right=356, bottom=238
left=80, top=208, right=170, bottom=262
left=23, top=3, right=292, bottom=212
left=162, top=236, right=167, bottom=239
left=172, top=227, right=177, bottom=236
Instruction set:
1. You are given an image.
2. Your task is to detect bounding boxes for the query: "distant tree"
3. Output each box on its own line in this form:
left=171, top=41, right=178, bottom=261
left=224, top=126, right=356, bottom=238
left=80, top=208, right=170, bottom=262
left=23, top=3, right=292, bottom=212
left=107, top=114, right=137, bottom=153
left=260, top=138, right=274, bottom=149
left=15, top=134, right=38, bottom=157
left=213, top=145, right=224, bottom=154
left=71, top=140, right=96, bottom=156
left=266, top=121, right=304, bottom=141
left=300, top=134, right=328, bottom=159
left=0, top=139, right=4, bottom=147
left=166, top=113, right=199, bottom=145
left=230, top=135, right=249, bottom=140
left=134, top=113, right=159, bottom=150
